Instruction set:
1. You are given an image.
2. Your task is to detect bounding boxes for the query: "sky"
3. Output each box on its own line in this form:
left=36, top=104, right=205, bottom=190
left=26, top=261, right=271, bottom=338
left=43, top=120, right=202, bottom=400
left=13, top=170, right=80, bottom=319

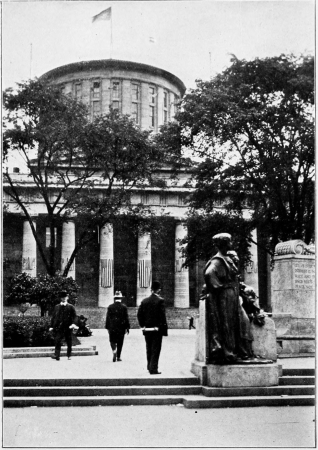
left=2, top=0, right=315, bottom=92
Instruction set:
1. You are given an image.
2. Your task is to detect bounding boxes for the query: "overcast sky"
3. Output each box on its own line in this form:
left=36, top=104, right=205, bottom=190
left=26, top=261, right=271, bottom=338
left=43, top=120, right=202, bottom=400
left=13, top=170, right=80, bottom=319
left=2, top=0, right=315, bottom=91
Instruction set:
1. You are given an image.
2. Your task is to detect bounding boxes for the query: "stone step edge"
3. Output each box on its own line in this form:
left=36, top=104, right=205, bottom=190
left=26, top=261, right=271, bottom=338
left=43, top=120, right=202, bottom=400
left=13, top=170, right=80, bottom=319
left=278, top=354, right=315, bottom=359
left=4, top=386, right=203, bottom=395
left=3, top=377, right=200, bottom=387
left=3, top=351, right=98, bottom=359
left=4, top=385, right=314, bottom=397
left=3, top=345, right=97, bottom=352
left=4, top=394, right=315, bottom=408
left=283, top=368, right=315, bottom=375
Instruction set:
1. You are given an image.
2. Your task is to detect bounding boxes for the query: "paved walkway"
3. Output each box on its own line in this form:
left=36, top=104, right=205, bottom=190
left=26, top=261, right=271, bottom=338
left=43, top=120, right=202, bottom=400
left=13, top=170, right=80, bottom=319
left=3, top=330, right=316, bottom=448
left=3, top=329, right=315, bottom=381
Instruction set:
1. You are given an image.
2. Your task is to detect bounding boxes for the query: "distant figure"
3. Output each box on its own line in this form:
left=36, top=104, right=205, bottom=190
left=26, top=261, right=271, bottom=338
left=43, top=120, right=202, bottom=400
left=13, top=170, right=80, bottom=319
left=49, top=291, right=78, bottom=361
left=137, top=281, right=168, bottom=375
left=105, top=291, right=130, bottom=362
left=188, top=316, right=196, bottom=330
left=76, top=314, right=92, bottom=337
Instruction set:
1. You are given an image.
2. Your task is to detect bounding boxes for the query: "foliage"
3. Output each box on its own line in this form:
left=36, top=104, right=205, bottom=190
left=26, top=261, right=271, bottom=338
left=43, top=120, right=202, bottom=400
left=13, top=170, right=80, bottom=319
left=181, top=211, right=253, bottom=268
left=3, top=80, right=180, bottom=276
left=173, top=54, right=314, bottom=250
left=5, top=272, right=79, bottom=316
left=3, top=316, right=55, bottom=347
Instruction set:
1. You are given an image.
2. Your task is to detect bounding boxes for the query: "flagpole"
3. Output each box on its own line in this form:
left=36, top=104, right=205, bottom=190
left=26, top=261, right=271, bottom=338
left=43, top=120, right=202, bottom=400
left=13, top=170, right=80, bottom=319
left=110, top=10, right=113, bottom=59
left=30, top=43, right=33, bottom=79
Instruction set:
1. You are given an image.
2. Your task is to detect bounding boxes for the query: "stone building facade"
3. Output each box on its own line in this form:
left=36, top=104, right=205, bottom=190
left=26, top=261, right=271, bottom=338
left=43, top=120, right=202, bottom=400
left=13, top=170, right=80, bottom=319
left=3, top=59, right=265, bottom=314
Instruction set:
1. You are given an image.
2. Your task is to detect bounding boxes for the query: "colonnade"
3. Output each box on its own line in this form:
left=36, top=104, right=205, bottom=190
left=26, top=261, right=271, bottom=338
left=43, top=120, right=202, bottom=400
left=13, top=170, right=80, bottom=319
left=21, top=219, right=191, bottom=308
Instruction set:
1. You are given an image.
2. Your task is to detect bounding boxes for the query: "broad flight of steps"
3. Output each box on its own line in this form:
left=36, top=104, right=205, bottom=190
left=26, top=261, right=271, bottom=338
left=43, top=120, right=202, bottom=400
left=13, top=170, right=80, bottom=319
left=3, top=368, right=314, bottom=408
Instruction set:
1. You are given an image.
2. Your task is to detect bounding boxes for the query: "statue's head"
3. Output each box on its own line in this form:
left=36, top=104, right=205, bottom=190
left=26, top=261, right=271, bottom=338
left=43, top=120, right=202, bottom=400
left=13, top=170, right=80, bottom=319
left=227, top=250, right=239, bottom=264
left=212, top=233, right=232, bottom=252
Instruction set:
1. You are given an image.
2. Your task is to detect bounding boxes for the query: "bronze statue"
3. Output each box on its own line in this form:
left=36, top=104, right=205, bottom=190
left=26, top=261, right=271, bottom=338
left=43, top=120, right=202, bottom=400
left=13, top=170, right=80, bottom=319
left=204, top=233, right=257, bottom=364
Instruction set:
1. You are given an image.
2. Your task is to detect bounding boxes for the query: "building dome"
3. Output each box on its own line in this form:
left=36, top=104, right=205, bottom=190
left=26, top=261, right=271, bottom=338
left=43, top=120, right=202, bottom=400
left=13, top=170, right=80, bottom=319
left=41, top=59, right=186, bottom=132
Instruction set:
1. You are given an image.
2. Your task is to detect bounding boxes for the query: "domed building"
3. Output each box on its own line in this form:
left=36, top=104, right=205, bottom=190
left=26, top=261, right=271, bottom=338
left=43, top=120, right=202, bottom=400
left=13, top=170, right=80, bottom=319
left=41, top=59, right=185, bottom=131
left=3, top=59, right=262, bottom=326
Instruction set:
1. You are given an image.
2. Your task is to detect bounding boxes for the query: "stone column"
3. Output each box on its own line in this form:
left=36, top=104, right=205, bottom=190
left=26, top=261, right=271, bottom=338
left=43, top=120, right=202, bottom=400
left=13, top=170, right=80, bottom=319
left=244, top=228, right=259, bottom=295
left=61, top=221, right=75, bottom=279
left=98, top=223, right=114, bottom=308
left=174, top=221, right=190, bottom=308
left=22, top=220, right=37, bottom=277
left=136, top=232, right=152, bottom=305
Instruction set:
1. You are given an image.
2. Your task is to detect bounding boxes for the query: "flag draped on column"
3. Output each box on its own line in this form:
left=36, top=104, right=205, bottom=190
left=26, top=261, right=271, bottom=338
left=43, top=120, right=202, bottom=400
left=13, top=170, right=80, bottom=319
left=100, top=258, right=113, bottom=288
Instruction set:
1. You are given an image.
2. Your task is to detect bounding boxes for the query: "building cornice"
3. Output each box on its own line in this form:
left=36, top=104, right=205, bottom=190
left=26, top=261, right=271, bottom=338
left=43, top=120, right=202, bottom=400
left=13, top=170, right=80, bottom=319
left=40, top=59, right=186, bottom=96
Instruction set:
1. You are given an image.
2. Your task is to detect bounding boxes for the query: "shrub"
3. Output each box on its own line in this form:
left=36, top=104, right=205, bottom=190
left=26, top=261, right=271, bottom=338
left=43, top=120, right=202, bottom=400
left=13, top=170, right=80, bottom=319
left=5, top=272, right=79, bottom=316
left=3, top=316, right=55, bottom=347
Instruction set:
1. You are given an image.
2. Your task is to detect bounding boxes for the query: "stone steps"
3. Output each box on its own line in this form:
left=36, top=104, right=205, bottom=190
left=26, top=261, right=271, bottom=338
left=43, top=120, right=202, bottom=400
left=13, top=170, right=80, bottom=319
left=3, top=345, right=98, bottom=359
left=3, top=369, right=315, bottom=408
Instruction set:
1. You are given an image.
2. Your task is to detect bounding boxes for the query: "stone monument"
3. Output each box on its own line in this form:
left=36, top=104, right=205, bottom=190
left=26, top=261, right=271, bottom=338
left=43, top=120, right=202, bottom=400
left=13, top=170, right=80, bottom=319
left=191, top=233, right=280, bottom=387
left=271, top=240, right=315, bottom=356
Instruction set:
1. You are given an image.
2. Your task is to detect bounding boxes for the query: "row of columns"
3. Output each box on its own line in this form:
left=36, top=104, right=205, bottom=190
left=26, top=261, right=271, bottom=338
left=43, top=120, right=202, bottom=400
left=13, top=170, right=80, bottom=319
left=22, top=221, right=75, bottom=279
left=21, top=219, right=190, bottom=309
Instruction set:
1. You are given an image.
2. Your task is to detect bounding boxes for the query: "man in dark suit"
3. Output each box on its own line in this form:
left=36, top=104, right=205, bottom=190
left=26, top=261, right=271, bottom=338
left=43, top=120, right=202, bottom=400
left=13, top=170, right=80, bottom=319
left=137, top=281, right=168, bottom=375
left=49, top=291, right=78, bottom=361
left=105, top=291, right=130, bottom=362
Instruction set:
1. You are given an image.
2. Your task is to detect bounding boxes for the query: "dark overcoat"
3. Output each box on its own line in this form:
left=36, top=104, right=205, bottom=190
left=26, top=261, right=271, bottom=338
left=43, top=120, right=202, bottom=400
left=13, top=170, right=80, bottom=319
left=50, top=303, right=77, bottom=331
left=105, top=302, right=130, bottom=337
left=137, top=293, right=168, bottom=336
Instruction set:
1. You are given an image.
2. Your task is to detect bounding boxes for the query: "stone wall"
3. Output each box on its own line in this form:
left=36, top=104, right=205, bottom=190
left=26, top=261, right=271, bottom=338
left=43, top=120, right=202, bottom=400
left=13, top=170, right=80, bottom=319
left=4, top=306, right=199, bottom=330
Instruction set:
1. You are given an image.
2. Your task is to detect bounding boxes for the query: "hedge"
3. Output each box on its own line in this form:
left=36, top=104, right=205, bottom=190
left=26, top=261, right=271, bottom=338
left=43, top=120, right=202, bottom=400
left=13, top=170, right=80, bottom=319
left=3, top=316, right=55, bottom=348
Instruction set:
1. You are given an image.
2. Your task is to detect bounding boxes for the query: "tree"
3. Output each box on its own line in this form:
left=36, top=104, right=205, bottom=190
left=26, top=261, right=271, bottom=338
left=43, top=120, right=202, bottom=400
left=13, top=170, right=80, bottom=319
left=172, top=54, right=314, bottom=252
left=5, top=272, right=79, bottom=316
left=3, top=79, right=175, bottom=277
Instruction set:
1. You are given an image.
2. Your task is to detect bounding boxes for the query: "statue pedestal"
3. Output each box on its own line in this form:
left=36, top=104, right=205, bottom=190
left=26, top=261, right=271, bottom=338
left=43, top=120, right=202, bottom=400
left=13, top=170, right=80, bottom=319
left=271, top=250, right=315, bottom=356
left=191, top=360, right=280, bottom=387
left=192, top=299, right=280, bottom=386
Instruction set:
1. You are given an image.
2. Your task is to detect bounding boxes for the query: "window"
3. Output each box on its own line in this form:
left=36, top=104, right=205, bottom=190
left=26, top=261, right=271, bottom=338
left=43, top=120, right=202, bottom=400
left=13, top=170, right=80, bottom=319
left=92, top=101, right=101, bottom=117
left=131, top=102, right=139, bottom=123
left=150, top=106, right=155, bottom=127
left=163, top=90, right=169, bottom=124
left=141, top=193, right=149, bottom=205
left=131, top=83, right=140, bottom=123
left=149, top=86, right=156, bottom=128
left=178, top=194, right=187, bottom=206
left=160, top=194, right=167, bottom=206
left=46, top=228, right=57, bottom=248
left=91, top=81, right=101, bottom=117
left=75, top=83, right=82, bottom=100
left=93, top=81, right=100, bottom=99
left=112, top=81, right=120, bottom=99
left=111, top=81, right=121, bottom=111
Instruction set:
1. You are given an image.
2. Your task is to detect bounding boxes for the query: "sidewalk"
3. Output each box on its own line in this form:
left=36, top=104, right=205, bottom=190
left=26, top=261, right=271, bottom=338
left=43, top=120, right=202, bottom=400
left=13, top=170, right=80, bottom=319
left=3, top=329, right=315, bottom=381
left=3, top=330, right=315, bottom=448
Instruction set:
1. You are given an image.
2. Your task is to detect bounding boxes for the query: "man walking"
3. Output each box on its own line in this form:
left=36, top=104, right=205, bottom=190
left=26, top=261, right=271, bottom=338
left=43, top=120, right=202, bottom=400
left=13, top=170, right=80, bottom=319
left=105, top=291, right=130, bottom=362
left=137, top=281, right=168, bottom=375
left=49, top=291, right=78, bottom=361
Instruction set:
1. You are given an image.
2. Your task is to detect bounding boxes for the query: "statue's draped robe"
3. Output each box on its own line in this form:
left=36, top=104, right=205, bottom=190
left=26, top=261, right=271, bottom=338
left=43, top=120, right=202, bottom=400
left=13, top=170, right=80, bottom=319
left=204, top=255, right=253, bottom=363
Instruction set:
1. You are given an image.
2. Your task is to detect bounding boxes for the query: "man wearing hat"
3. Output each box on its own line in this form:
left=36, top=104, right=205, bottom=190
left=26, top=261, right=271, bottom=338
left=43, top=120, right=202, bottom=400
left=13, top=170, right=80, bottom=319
left=105, top=291, right=130, bottom=362
left=137, top=281, right=168, bottom=375
left=49, top=291, right=78, bottom=361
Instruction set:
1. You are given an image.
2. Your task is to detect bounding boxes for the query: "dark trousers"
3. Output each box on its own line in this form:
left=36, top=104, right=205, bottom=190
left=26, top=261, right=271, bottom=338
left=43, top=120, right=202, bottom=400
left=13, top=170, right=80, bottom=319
left=54, top=328, right=72, bottom=358
left=144, top=331, right=162, bottom=373
left=109, top=334, right=125, bottom=358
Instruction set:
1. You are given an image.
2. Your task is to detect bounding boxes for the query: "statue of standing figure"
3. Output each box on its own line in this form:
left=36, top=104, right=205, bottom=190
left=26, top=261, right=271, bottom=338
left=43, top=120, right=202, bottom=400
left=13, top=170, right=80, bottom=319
left=204, top=233, right=263, bottom=364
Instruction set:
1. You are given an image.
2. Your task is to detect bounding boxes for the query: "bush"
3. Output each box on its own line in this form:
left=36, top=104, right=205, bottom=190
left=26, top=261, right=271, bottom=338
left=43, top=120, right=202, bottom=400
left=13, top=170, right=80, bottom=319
left=5, top=272, right=79, bottom=316
left=3, top=316, right=55, bottom=347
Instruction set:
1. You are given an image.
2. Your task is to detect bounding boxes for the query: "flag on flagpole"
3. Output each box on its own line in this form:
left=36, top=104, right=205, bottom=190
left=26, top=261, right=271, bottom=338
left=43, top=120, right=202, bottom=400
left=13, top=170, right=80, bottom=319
left=92, top=7, right=112, bottom=23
